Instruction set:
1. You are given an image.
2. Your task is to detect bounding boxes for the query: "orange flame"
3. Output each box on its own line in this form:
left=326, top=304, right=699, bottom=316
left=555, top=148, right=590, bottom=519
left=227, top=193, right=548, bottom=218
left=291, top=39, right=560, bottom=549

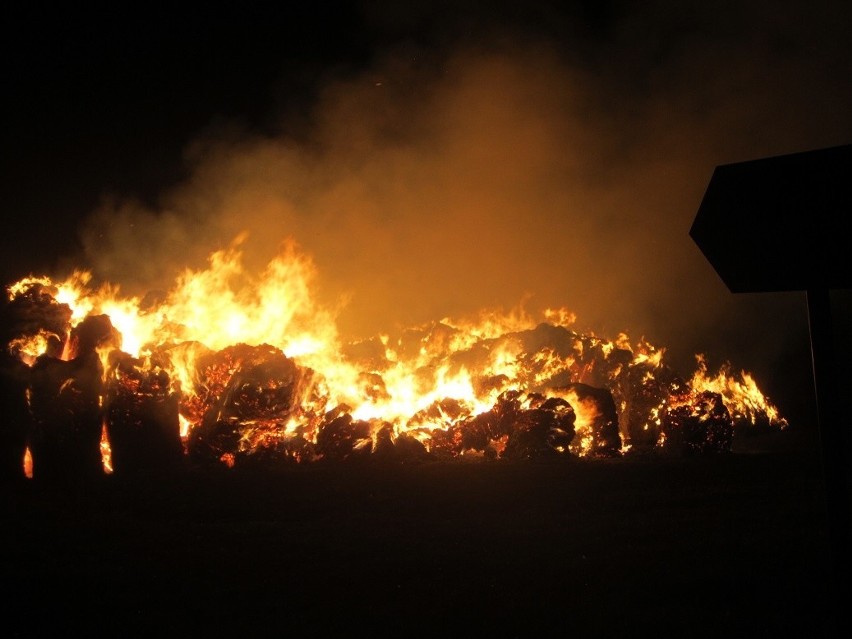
left=5, top=237, right=787, bottom=470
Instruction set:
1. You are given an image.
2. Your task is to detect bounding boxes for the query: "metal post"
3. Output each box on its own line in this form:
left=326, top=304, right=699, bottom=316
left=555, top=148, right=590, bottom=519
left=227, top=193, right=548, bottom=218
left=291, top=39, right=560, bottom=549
left=806, top=287, right=849, bottom=614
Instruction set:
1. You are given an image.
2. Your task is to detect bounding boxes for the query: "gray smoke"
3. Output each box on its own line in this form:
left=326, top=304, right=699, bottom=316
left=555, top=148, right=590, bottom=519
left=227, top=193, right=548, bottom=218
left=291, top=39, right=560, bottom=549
left=79, top=1, right=852, bottom=425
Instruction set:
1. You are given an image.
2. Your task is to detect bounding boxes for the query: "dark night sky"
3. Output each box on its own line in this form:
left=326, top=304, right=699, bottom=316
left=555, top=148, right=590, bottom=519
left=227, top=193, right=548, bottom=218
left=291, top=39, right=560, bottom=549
left=1, top=1, right=372, bottom=273
left=2, top=1, right=851, bottom=429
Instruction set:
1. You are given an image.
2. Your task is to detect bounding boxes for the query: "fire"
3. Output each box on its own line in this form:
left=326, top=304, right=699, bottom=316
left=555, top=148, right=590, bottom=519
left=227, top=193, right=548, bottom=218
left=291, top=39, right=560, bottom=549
left=23, top=447, right=33, bottom=479
left=689, top=355, right=788, bottom=428
left=99, top=422, right=113, bottom=474
left=1, top=238, right=787, bottom=478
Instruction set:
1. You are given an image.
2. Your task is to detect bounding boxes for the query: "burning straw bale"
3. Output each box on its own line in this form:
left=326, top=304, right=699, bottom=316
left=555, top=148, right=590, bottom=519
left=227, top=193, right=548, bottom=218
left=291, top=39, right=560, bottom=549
left=1, top=286, right=74, bottom=481
left=563, top=383, right=621, bottom=457
left=2, top=280, right=72, bottom=347
left=413, top=390, right=577, bottom=460
left=69, top=313, right=122, bottom=358
left=25, top=315, right=119, bottom=481
left=28, top=352, right=103, bottom=481
left=611, top=364, right=682, bottom=450
left=508, top=323, right=633, bottom=389
left=316, top=405, right=373, bottom=461
left=661, top=389, right=734, bottom=455
left=501, top=394, right=577, bottom=460
left=428, top=425, right=465, bottom=459
left=187, top=344, right=319, bottom=467
left=105, top=351, right=183, bottom=476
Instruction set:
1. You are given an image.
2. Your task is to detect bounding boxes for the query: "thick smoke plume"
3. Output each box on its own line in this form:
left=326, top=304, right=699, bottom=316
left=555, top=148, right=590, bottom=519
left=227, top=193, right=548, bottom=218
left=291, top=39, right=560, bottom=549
left=77, top=3, right=852, bottom=425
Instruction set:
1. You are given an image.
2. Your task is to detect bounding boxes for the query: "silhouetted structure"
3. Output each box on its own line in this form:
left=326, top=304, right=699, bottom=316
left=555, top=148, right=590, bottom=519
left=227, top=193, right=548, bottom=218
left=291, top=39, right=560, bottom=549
left=691, top=143, right=851, bottom=623
left=691, top=144, right=852, bottom=292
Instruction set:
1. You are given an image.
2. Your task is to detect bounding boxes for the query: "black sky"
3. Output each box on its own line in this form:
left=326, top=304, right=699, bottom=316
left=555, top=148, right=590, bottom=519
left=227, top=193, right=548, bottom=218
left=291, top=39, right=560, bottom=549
left=2, top=2, right=369, bottom=274
left=2, top=1, right=851, bottom=429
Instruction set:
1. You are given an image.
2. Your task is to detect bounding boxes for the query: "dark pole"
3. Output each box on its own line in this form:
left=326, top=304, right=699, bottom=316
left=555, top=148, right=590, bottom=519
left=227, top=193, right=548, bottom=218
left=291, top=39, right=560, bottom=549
left=805, top=287, right=849, bottom=604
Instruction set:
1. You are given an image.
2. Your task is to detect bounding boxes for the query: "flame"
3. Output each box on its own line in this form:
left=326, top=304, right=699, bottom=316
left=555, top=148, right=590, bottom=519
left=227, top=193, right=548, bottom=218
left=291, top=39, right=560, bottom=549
left=563, top=388, right=598, bottom=456
left=4, top=237, right=788, bottom=474
left=100, top=422, right=113, bottom=475
left=8, top=330, right=61, bottom=366
left=690, top=355, right=788, bottom=428
left=23, top=447, right=33, bottom=479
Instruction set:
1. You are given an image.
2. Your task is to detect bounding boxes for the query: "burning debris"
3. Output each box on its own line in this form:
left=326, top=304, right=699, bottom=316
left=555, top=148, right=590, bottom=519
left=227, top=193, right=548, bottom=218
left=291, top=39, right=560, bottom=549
left=186, top=343, right=320, bottom=466
left=0, top=244, right=788, bottom=480
left=105, top=350, right=183, bottom=476
left=661, top=389, right=733, bottom=456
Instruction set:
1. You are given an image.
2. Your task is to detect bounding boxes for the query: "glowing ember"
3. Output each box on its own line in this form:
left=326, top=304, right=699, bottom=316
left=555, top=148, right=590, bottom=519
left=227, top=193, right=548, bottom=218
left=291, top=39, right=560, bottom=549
left=0, top=239, right=787, bottom=478
left=23, top=447, right=33, bottom=479
left=100, top=423, right=113, bottom=475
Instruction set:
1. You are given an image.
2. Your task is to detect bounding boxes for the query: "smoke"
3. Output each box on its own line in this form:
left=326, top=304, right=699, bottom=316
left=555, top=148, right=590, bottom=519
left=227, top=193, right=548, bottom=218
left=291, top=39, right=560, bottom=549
left=77, top=1, right=851, bottom=423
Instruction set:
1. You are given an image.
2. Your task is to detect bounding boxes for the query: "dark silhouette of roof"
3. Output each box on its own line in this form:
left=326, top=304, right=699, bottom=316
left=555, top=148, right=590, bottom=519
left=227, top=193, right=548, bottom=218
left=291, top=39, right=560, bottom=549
left=690, top=143, right=852, bottom=293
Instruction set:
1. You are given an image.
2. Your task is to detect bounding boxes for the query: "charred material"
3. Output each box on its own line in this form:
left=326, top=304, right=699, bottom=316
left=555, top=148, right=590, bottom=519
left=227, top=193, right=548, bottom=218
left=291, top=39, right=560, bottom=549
left=612, top=365, right=681, bottom=450
left=105, top=351, right=183, bottom=476
left=28, top=352, right=103, bottom=481
left=391, top=432, right=429, bottom=461
left=501, top=394, right=576, bottom=460
left=421, top=390, right=577, bottom=460
left=406, top=397, right=473, bottom=451
left=0, top=349, right=31, bottom=481
left=661, top=390, right=734, bottom=455
left=69, top=314, right=122, bottom=358
left=27, top=315, right=119, bottom=481
left=2, top=280, right=72, bottom=347
left=316, top=405, right=373, bottom=461
left=186, top=416, right=243, bottom=466
left=428, top=425, right=465, bottom=459
left=187, top=344, right=317, bottom=467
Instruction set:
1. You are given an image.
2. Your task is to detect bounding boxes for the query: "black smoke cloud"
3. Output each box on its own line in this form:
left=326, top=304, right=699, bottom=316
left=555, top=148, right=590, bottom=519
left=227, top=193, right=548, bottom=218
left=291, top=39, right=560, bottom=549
left=25, top=1, right=852, bottom=426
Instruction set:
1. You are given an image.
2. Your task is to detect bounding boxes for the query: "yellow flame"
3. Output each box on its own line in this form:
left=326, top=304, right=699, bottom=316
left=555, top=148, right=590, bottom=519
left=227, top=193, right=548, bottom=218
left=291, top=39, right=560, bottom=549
left=8, top=330, right=61, bottom=366
left=690, top=355, right=787, bottom=427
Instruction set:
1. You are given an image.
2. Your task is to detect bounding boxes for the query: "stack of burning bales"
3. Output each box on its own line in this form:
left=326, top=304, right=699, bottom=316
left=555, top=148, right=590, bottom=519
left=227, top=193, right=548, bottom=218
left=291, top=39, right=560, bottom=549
left=1, top=283, right=183, bottom=481
left=1, top=280, right=779, bottom=481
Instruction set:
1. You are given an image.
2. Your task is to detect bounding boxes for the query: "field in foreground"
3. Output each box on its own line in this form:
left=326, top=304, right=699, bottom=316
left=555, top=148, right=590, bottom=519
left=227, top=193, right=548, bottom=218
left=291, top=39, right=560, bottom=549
left=0, top=449, right=839, bottom=637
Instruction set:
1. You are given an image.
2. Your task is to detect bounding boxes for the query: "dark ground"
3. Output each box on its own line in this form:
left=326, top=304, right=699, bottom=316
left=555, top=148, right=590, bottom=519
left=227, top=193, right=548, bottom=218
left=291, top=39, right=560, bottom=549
left=0, top=440, right=841, bottom=637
